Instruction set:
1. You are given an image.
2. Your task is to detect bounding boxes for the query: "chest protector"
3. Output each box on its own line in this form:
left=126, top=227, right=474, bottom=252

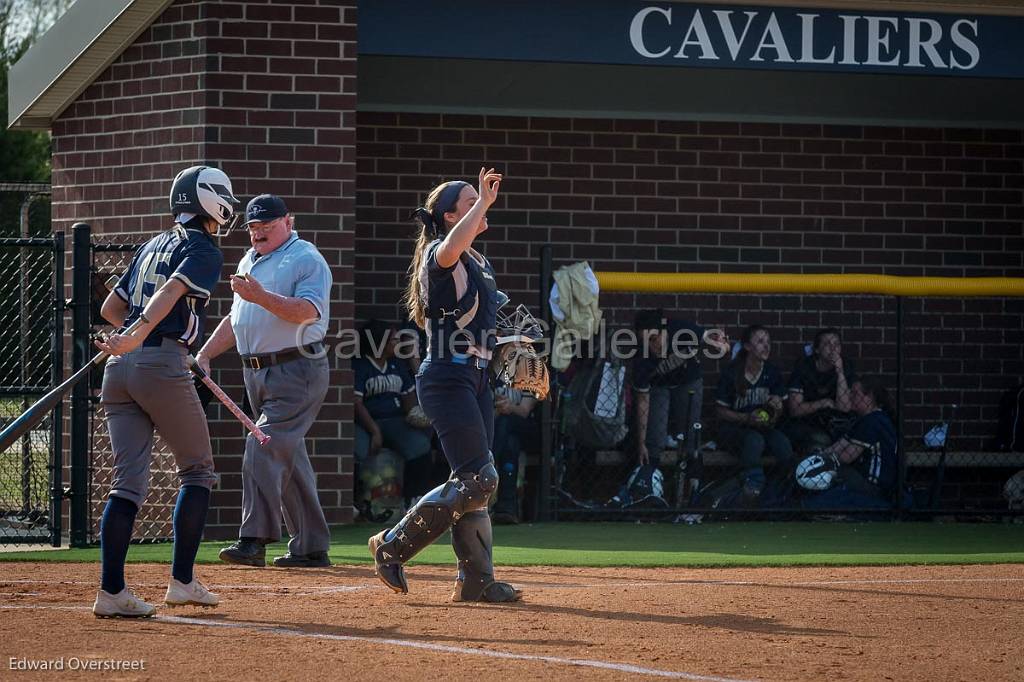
left=424, top=242, right=498, bottom=360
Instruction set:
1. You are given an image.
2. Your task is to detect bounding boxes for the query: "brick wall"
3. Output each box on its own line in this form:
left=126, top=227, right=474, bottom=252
left=355, top=113, right=1024, bottom=452
left=51, top=0, right=356, bottom=540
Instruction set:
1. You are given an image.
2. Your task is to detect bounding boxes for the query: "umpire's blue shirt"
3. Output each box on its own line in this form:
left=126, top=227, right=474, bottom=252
left=230, top=231, right=332, bottom=355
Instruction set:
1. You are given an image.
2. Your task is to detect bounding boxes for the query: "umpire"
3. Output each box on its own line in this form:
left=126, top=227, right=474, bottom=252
left=197, top=194, right=333, bottom=568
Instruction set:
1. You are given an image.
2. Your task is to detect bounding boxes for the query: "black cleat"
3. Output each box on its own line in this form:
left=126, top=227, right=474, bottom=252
left=218, top=539, right=266, bottom=567
left=272, top=551, right=331, bottom=568
left=452, top=579, right=523, bottom=603
left=369, top=531, right=408, bottom=594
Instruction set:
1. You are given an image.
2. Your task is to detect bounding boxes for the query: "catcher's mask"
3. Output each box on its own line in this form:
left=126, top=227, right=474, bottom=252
left=492, top=302, right=548, bottom=401
left=496, top=303, right=544, bottom=345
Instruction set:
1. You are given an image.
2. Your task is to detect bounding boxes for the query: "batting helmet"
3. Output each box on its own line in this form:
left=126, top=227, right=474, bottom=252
left=1004, top=469, right=1024, bottom=511
left=169, top=165, right=240, bottom=232
left=795, top=451, right=840, bottom=491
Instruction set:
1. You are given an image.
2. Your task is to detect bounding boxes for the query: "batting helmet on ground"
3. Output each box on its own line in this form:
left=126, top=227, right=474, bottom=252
left=1004, top=469, right=1024, bottom=511
left=795, top=450, right=840, bottom=491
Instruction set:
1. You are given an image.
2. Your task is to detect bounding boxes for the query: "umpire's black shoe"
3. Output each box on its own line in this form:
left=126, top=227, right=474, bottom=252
left=272, top=551, right=331, bottom=568
left=218, top=539, right=266, bottom=567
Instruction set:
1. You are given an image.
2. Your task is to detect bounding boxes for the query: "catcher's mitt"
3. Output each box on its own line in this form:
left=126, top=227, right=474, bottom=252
left=405, top=404, right=432, bottom=429
left=493, top=343, right=550, bottom=401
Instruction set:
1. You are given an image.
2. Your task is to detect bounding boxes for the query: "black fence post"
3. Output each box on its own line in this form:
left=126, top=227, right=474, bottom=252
left=538, top=245, right=553, bottom=522
left=70, top=223, right=91, bottom=547
left=895, top=296, right=905, bottom=519
left=50, top=231, right=65, bottom=547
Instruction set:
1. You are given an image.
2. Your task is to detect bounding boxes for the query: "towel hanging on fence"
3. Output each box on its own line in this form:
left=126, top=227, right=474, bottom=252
left=549, top=261, right=602, bottom=370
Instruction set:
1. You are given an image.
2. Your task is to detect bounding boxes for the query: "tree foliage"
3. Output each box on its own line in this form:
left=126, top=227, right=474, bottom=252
left=1, top=0, right=74, bottom=182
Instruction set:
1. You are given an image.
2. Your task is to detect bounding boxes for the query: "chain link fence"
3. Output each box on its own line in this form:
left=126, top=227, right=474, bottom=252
left=86, top=236, right=178, bottom=543
left=0, top=185, right=59, bottom=546
left=548, top=292, right=1024, bottom=521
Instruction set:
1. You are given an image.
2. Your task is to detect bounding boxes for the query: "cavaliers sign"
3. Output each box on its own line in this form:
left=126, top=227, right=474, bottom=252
left=361, top=1, right=1024, bottom=78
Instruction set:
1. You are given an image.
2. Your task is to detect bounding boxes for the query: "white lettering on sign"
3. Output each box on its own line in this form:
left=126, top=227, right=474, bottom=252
left=950, top=19, right=980, bottom=69
left=629, top=6, right=672, bottom=58
left=628, top=7, right=981, bottom=72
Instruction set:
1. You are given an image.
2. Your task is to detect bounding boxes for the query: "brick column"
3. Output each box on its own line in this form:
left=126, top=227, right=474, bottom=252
left=51, top=0, right=356, bottom=540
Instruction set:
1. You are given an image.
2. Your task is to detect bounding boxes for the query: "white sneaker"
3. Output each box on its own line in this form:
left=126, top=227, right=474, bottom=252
left=93, top=587, right=156, bottom=618
left=164, top=578, right=219, bottom=607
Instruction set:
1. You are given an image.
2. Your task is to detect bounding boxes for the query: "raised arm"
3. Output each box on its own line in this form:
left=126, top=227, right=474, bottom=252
left=435, top=167, right=502, bottom=269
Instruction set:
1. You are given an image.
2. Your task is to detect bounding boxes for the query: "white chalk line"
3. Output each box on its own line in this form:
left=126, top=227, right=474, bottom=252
left=6, top=575, right=1024, bottom=590
left=509, top=576, right=1024, bottom=589
left=0, top=604, right=753, bottom=681
left=0, top=579, right=365, bottom=595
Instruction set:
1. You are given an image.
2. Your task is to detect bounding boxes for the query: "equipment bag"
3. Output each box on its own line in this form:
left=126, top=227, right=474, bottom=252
left=563, top=358, right=629, bottom=449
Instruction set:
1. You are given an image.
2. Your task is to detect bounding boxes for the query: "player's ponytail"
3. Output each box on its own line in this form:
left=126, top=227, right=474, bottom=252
left=405, top=181, right=460, bottom=329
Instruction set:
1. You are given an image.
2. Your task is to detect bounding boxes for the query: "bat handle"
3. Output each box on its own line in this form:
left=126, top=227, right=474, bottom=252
left=91, top=316, right=147, bottom=364
left=186, top=355, right=271, bottom=447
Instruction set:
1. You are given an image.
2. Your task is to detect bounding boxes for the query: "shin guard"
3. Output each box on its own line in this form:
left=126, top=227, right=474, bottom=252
left=449, top=509, right=522, bottom=603
left=371, top=461, right=498, bottom=593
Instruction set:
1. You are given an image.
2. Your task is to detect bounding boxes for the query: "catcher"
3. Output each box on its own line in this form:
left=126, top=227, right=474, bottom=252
left=714, top=324, right=795, bottom=505
left=369, top=168, right=547, bottom=603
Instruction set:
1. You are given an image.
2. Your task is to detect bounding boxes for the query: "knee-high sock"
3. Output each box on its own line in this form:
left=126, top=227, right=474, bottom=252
left=100, top=495, right=139, bottom=594
left=171, top=485, right=211, bottom=585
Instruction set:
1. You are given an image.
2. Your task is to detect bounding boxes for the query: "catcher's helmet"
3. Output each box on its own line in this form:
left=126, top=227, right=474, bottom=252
left=169, top=165, right=240, bottom=233
left=496, top=302, right=544, bottom=345
left=795, top=451, right=839, bottom=491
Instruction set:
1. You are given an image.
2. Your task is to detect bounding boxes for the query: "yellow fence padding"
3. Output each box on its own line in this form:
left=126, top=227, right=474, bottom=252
left=594, top=272, right=1024, bottom=297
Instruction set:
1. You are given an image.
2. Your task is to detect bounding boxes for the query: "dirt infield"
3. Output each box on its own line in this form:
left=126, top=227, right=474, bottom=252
left=1, top=561, right=1021, bottom=681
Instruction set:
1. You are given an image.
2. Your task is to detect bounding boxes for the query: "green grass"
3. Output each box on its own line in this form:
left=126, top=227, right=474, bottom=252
left=0, top=399, right=52, bottom=506
left=2, top=522, right=1023, bottom=567
left=0, top=448, right=50, bottom=507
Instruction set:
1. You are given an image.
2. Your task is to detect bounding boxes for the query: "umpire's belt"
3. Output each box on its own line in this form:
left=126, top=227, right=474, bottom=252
left=241, top=343, right=324, bottom=370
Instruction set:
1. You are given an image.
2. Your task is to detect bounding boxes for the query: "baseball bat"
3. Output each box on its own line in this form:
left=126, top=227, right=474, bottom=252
left=687, top=422, right=704, bottom=507
left=186, top=356, right=271, bottom=446
left=0, top=317, right=144, bottom=453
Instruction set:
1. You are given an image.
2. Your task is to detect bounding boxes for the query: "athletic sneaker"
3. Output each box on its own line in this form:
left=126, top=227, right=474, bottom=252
left=164, top=578, right=219, bottom=607
left=93, top=587, right=156, bottom=618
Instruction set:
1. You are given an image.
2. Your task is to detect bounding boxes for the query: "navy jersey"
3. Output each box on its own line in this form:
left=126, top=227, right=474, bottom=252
left=113, top=224, right=223, bottom=348
left=353, top=357, right=415, bottom=419
left=715, top=360, right=786, bottom=413
left=633, top=319, right=704, bottom=391
left=419, top=241, right=498, bottom=360
left=788, top=355, right=857, bottom=403
left=844, top=409, right=898, bottom=496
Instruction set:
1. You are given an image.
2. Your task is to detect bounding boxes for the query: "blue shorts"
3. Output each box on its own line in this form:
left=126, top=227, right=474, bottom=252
left=415, top=360, right=493, bottom=474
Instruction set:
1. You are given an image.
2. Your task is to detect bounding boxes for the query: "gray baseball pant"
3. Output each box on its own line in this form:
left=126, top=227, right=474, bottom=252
left=101, top=339, right=217, bottom=508
left=240, top=355, right=330, bottom=555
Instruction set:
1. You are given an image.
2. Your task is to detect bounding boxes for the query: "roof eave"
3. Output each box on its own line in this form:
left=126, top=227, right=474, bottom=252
left=7, top=0, right=174, bottom=131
